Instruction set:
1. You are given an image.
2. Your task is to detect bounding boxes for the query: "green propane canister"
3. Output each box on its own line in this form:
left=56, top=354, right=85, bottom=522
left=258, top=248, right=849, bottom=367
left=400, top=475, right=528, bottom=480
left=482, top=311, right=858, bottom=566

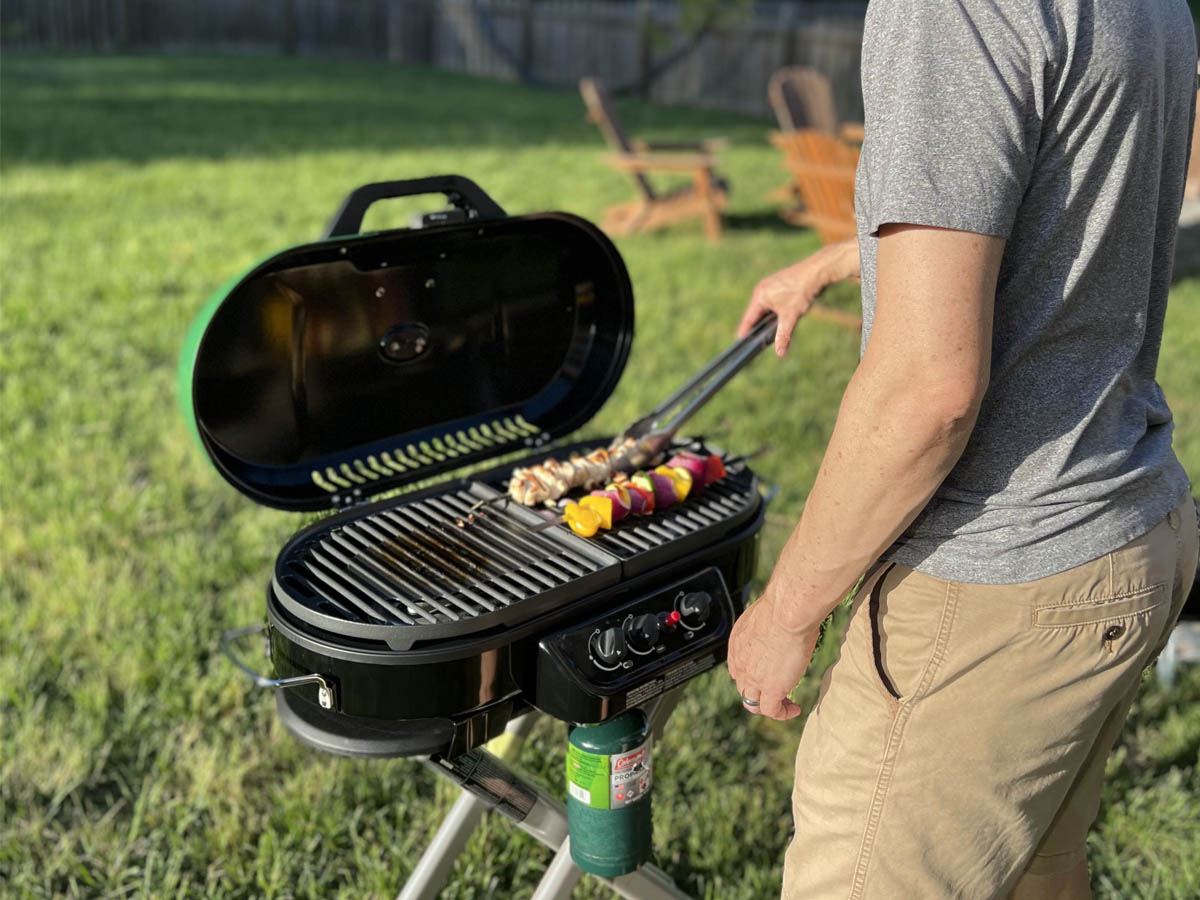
left=566, top=708, right=653, bottom=877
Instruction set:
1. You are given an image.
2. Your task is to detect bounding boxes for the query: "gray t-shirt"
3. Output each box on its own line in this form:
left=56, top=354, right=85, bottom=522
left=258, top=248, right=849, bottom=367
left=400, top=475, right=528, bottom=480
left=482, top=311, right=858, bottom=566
left=856, top=0, right=1196, bottom=584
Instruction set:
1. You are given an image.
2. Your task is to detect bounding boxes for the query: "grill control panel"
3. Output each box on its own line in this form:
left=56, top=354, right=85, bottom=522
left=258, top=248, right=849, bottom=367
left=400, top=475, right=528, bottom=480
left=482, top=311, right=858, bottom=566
left=531, top=567, right=734, bottom=723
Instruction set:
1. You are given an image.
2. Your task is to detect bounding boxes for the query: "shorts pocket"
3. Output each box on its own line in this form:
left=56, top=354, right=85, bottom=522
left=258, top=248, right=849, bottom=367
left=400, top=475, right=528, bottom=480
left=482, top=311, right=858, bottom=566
left=866, top=564, right=957, bottom=705
left=1033, top=584, right=1165, bottom=628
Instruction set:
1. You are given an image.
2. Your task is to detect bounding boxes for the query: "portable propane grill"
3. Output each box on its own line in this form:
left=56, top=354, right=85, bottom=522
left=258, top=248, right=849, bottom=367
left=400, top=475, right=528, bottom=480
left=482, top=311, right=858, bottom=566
left=185, top=176, right=772, bottom=899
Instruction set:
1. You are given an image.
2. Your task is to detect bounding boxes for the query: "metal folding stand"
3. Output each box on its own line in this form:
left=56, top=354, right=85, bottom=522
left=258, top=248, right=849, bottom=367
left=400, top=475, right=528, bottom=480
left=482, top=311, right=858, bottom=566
left=397, top=688, right=693, bottom=900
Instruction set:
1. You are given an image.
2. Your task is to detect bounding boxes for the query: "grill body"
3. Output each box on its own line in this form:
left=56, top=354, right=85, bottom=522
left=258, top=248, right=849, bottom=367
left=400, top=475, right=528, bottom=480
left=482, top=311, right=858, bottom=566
left=188, top=177, right=767, bottom=760
left=265, top=440, right=763, bottom=757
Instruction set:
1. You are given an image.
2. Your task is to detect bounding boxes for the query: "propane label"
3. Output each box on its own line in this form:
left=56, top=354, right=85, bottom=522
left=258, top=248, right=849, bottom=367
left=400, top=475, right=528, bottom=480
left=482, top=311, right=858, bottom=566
left=568, top=780, right=593, bottom=805
left=566, top=744, right=610, bottom=809
left=566, top=740, right=653, bottom=810
left=610, top=741, right=652, bottom=809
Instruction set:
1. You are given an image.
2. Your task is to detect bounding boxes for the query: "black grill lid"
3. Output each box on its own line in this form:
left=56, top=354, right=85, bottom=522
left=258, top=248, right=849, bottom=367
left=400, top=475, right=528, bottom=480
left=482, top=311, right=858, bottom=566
left=184, top=176, right=635, bottom=511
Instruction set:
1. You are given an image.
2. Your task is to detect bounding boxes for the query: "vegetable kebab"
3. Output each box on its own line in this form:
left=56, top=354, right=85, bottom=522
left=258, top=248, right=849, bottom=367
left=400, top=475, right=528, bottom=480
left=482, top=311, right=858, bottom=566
left=561, top=451, right=727, bottom=539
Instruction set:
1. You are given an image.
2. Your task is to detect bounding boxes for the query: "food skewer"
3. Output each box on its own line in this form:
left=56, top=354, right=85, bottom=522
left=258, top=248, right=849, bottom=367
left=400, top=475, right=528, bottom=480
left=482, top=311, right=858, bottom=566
left=559, top=451, right=730, bottom=538
left=507, top=312, right=777, bottom=506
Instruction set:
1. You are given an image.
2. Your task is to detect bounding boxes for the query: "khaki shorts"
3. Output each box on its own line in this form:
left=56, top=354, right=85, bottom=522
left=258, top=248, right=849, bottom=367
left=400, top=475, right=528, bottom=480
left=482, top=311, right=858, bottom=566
left=782, top=493, right=1198, bottom=900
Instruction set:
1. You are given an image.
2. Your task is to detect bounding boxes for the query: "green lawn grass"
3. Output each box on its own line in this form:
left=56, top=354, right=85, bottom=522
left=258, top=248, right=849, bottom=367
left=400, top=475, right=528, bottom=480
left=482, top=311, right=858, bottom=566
left=2, top=55, right=1198, bottom=899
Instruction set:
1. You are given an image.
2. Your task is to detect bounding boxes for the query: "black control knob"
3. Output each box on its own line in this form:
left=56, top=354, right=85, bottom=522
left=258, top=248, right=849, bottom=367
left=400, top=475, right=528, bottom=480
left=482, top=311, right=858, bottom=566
left=625, top=614, right=661, bottom=653
left=677, top=591, right=712, bottom=630
left=590, top=627, right=627, bottom=667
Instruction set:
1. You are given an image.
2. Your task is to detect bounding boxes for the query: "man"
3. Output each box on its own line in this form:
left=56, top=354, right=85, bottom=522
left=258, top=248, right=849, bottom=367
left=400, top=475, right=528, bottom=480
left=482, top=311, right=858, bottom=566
left=727, top=1, right=1198, bottom=898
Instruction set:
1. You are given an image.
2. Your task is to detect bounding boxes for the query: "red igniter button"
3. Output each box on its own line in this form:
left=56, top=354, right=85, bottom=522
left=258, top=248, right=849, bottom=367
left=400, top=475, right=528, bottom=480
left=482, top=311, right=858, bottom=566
left=662, top=610, right=682, bottom=629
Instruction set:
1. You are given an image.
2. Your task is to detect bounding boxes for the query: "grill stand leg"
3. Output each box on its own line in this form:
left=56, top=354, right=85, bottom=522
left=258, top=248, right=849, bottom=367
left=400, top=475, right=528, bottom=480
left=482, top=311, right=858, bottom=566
left=529, top=840, right=586, bottom=900
left=395, top=789, right=486, bottom=900
left=398, top=713, right=542, bottom=900
left=606, top=860, right=695, bottom=900
left=530, top=837, right=692, bottom=900
left=397, top=689, right=694, bottom=900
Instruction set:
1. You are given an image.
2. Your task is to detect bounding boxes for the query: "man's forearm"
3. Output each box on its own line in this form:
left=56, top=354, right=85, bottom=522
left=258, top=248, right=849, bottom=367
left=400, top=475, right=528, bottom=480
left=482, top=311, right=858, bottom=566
left=813, top=238, right=862, bottom=285
left=762, top=226, right=1001, bottom=632
left=766, top=352, right=981, bottom=633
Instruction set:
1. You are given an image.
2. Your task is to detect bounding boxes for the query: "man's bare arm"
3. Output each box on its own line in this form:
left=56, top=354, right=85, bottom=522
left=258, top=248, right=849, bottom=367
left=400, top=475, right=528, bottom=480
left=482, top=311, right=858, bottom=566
left=727, top=225, right=1002, bottom=718
left=772, top=224, right=1000, bottom=629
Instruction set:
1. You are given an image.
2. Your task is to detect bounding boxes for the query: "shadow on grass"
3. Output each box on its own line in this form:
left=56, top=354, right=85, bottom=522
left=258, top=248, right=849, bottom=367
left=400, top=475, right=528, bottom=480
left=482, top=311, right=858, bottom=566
left=722, top=209, right=803, bottom=235
left=0, top=53, right=773, bottom=168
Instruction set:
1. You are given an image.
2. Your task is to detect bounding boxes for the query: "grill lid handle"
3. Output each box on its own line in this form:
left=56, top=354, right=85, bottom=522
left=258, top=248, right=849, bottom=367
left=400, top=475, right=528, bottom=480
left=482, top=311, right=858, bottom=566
left=219, top=623, right=338, bottom=711
left=324, top=175, right=507, bottom=238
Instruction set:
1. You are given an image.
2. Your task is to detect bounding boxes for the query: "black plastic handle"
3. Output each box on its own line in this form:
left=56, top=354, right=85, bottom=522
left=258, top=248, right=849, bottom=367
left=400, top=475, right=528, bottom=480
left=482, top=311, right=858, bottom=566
left=323, top=175, right=507, bottom=238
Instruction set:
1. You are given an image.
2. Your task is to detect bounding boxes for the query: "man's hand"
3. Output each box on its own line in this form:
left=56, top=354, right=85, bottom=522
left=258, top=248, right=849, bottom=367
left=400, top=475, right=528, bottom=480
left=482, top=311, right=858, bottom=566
left=727, top=591, right=818, bottom=720
left=737, top=239, right=861, bottom=356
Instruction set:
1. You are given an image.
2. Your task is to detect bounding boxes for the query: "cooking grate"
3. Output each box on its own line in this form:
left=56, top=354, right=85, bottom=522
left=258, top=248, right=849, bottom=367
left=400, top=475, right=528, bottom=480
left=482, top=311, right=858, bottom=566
left=272, top=483, right=621, bottom=648
left=271, top=456, right=759, bottom=650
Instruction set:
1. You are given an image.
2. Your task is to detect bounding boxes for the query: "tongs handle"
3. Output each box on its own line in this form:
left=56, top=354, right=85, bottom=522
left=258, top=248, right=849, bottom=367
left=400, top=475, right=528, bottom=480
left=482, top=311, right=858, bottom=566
left=651, top=312, right=778, bottom=436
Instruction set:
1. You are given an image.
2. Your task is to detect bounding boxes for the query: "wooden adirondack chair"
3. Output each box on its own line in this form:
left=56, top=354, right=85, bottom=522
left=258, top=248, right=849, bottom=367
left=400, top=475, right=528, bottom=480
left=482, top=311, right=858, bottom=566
left=771, top=129, right=860, bottom=244
left=767, top=66, right=864, bottom=143
left=767, top=67, right=863, bottom=205
left=580, top=77, right=728, bottom=242
left=768, top=128, right=864, bottom=331
left=769, top=66, right=838, bottom=134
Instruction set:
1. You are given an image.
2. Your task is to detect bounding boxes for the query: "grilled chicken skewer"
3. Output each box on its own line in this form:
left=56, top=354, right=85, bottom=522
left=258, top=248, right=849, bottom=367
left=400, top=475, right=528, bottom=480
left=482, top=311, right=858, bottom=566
left=508, top=443, right=637, bottom=506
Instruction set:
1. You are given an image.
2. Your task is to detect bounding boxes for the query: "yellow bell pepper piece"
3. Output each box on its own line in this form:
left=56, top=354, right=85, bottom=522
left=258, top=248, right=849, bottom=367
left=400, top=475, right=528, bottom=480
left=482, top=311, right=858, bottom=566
left=564, top=501, right=602, bottom=538
left=579, top=495, right=614, bottom=530
left=656, top=465, right=692, bottom=502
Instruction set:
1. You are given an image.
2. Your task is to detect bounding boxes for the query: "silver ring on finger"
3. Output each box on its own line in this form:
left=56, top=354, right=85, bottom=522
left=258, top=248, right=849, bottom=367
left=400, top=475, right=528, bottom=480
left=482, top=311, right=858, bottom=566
left=740, top=689, right=760, bottom=708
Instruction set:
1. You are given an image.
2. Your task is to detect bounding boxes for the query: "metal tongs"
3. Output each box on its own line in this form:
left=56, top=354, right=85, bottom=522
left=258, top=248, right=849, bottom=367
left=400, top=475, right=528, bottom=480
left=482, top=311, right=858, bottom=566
left=611, top=312, right=778, bottom=465
left=474, top=313, right=777, bottom=523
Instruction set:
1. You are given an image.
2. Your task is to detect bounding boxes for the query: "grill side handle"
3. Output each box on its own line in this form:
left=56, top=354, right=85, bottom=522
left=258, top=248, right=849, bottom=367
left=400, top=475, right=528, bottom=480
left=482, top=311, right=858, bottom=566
left=324, top=175, right=507, bottom=238
left=219, top=624, right=338, bottom=711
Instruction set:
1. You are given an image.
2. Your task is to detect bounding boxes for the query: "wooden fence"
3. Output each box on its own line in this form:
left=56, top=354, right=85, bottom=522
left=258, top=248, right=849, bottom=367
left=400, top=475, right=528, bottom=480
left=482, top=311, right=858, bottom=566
left=1, top=0, right=867, bottom=120
left=412, top=1, right=865, bottom=119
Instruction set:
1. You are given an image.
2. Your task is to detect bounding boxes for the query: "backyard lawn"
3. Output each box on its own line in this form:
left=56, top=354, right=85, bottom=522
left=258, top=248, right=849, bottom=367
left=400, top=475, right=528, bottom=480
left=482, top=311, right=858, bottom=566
left=2, top=55, right=1198, bottom=899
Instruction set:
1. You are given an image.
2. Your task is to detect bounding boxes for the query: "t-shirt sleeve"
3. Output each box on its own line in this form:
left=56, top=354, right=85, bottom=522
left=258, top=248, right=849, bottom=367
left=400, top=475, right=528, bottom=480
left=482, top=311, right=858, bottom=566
left=859, top=0, right=1044, bottom=238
